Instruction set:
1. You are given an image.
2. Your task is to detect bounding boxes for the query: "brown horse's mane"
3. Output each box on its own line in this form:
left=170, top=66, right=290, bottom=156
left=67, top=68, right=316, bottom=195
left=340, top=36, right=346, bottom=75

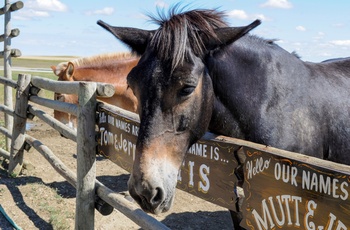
left=148, top=7, right=229, bottom=71
left=71, top=52, right=138, bottom=68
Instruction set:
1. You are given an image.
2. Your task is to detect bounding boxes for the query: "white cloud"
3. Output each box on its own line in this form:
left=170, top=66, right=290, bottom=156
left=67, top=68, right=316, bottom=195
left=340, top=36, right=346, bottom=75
left=254, top=14, right=269, bottom=21
left=329, top=40, right=350, bottom=46
left=14, top=0, right=67, bottom=20
left=332, top=23, right=345, bottom=28
left=227, top=10, right=248, bottom=20
left=227, top=10, right=268, bottom=21
left=296, top=26, right=306, bottom=31
left=261, top=0, right=293, bottom=9
left=85, top=7, right=114, bottom=16
left=313, top=32, right=325, bottom=40
left=26, top=0, right=67, bottom=12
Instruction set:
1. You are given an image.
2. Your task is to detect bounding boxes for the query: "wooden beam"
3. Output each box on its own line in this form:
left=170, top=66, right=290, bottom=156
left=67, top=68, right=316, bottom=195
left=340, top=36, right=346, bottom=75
left=75, top=82, right=97, bottom=230
left=31, top=76, right=115, bottom=97
left=27, top=105, right=77, bottom=142
left=0, top=1, right=23, bottom=15
left=8, top=74, right=31, bottom=176
left=0, top=49, right=21, bottom=58
left=0, top=28, right=20, bottom=42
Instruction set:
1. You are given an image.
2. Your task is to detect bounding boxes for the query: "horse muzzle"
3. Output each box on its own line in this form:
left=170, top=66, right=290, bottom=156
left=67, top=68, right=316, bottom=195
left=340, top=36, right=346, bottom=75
left=128, top=172, right=176, bottom=214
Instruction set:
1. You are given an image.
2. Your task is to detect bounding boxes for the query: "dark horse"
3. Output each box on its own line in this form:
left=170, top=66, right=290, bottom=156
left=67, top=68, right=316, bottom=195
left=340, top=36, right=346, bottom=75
left=98, top=8, right=350, bottom=227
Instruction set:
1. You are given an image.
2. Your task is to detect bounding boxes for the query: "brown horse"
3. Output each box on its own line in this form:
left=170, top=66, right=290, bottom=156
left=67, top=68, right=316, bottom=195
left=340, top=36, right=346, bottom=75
left=51, top=53, right=139, bottom=129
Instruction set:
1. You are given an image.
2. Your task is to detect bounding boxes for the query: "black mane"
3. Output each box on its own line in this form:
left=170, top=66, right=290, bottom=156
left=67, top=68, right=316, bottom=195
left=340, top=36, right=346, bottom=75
left=148, top=8, right=229, bottom=71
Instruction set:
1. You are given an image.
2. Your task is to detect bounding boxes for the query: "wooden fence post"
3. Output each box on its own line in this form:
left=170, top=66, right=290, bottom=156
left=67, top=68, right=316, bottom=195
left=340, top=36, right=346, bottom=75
left=2, top=0, right=23, bottom=151
left=9, top=73, right=31, bottom=176
left=3, top=0, right=13, bottom=152
left=75, top=82, right=97, bottom=230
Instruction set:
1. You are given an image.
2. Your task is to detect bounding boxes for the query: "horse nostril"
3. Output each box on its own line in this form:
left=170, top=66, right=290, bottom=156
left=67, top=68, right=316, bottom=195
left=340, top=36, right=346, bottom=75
left=150, top=187, right=164, bottom=206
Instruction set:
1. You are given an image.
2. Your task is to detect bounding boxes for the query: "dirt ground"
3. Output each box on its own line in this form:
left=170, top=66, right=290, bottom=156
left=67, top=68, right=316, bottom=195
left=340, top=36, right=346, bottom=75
left=0, top=105, right=233, bottom=229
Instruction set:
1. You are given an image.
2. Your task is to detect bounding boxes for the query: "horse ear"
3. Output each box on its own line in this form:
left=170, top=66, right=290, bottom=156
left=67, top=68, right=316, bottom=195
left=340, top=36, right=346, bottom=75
left=65, top=62, right=75, bottom=80
left=97, top=20, right=154, bottom=55
left=51, top=66, right=57, bottom=76
left=205, top=19, right=261, bottom=51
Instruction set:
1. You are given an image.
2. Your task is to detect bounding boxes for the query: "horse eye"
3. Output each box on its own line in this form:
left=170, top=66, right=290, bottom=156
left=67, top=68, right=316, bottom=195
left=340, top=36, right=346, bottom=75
left=179, top=86, right=195, bottom=97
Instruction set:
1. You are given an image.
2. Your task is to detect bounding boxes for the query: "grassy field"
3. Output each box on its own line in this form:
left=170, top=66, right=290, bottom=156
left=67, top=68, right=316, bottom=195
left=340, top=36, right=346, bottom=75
left=0, top=56, right=76, bottom=101
left=9, top=56, right=78, bottom=69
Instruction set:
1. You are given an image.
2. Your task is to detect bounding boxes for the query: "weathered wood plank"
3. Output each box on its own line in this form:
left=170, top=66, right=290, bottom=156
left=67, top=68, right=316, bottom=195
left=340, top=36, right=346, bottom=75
left=31, top=76, right=115, bottom=97
left=27, top=105, right=77, bottom=142
left=0, top=1, right=23, bottom=15
left=75, top=82, right=97, bottom=230
left=8, top=74, right=31, bottom=176
left=29, top=95, right=78, bottom=116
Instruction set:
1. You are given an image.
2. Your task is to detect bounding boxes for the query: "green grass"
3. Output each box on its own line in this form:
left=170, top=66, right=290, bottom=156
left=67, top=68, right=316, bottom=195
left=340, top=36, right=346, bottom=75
left=0, top=56, right=72, bottom=102
left=34, top=184, right=74, bottom=230
left=10, top=56, right=78, bottom=69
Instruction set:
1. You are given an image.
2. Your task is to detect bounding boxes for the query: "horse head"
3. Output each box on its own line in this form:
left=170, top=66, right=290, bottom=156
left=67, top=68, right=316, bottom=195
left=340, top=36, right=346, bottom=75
left=51, top=61, right=78, bottom=129
left=98, top=9, right=260, bottom=214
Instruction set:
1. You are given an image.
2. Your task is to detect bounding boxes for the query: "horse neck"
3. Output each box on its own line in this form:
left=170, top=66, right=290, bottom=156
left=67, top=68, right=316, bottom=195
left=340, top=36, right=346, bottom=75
left=206, top=36, right=296, bottom=139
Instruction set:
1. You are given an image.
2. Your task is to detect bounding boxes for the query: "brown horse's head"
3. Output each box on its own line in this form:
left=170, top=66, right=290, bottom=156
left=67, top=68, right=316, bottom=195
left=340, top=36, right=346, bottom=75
left=98, top=8, right=260, bottom=214
left=52, top=54, right=141, bottom=130
left=51, top=62, right=78, bottom=129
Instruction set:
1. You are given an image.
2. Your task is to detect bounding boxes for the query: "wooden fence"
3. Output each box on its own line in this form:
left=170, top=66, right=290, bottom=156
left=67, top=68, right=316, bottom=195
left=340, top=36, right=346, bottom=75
left=1, top=0, right=22, bottom=152
left=0, top=74, right=170, bottom=229
left=0, top=1, right=170, bottom=229
left=98, top=102, right=350, bottom=229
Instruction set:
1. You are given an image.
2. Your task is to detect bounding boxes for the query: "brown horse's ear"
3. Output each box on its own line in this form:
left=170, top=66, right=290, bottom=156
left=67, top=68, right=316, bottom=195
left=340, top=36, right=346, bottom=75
left=51, top=65, right=56, bottom=72
left=65, top=62, right=75, bottom=80
left=97, top=20, right=155, bottom=55
left=204, top=19, right=261, bottom=51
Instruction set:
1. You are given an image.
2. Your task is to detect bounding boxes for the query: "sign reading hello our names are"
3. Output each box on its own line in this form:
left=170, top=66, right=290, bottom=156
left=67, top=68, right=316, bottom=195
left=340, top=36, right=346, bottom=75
left=242, top=148, right=350, bottom=230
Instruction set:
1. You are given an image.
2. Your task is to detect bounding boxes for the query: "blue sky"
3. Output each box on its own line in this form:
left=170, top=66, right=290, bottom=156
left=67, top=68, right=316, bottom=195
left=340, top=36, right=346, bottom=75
left=1, top=0, right=349, bottom=62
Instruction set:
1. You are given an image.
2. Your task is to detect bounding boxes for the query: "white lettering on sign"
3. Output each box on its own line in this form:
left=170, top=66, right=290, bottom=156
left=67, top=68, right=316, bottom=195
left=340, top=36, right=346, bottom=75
left=252, top=195, right=302, bottom=230
left=188, top=143, right=219, bottom=161
left=99, top=127, right=136, bottom=161
left=198, top=164, right=210, bottom=193
left=115, top=118, right=131, bottom=133
left=246, top=157, right=271, bottom=180
left=99, top=112, right=106, bottom=123
left=251, top=195, right=349, bottom=230
left=177, top=161, right=211, bottom=194
left=274, top=163, right=298, bottom=187
left=188, top=161, right=195, bottom=188
left=302, top=170, right=349, bottom=200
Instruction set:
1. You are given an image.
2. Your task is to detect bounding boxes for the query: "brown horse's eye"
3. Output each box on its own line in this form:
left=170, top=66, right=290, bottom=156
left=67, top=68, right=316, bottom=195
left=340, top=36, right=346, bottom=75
left=179, top=86, right=195, bottom=97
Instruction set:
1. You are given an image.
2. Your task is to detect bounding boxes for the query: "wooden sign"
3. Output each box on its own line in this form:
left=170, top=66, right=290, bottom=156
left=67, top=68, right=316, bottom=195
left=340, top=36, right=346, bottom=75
left=241, top=146, right=350, bottom=229
left=97, top=104, right=240, bottom=211
left=97, top=104, right=350, bottom=228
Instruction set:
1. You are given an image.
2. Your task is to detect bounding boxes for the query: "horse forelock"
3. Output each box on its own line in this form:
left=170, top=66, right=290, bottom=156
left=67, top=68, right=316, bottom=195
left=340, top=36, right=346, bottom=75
left=149, top=8, right=228, bottom=71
